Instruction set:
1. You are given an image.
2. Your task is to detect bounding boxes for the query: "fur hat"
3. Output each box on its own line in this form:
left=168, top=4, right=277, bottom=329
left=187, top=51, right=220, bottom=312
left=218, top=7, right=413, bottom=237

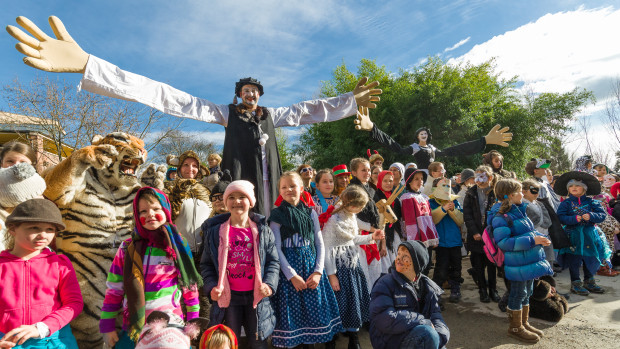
left=367, top=149, right=383, bottom=164
left=554, top=171, right=600, bottom=196
left=177, top=150, right=209, bottom=180
left=0, top=163, right=46, bottom=208
left=223, top=180, right=256, bottom=208
left=6, top=198, right=65, bottom=231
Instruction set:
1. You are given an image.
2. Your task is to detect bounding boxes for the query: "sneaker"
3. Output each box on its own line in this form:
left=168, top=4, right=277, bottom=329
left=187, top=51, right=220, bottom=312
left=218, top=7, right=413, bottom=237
left=584, top=278, right=605, bottom=294
left=570, top=280, right=590, bottom=296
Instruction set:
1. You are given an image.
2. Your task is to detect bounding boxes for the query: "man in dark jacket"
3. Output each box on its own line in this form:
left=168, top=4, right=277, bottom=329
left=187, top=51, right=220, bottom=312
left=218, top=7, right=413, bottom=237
left=369, top=240, right=450, bottom=349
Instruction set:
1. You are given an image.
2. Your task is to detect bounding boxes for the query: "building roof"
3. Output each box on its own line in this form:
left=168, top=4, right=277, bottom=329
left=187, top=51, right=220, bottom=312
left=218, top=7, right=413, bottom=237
left=0, top=111, right=65, bottom=135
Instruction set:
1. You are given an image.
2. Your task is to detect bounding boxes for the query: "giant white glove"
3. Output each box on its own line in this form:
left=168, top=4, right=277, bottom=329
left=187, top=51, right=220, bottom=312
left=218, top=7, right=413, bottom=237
left=6, top=16, right=88, bottom=73
left=353, top=77, right=382, bottom=109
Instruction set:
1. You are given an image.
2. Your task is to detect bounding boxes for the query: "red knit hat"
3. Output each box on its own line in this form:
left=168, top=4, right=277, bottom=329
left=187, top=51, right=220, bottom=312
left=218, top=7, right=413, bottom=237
left=332, top=164, right=350, bottom=177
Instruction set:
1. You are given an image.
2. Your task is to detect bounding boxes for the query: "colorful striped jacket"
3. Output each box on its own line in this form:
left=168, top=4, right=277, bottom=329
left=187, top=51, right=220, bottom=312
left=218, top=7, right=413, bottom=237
left=99, top=240, right=199, bottom=333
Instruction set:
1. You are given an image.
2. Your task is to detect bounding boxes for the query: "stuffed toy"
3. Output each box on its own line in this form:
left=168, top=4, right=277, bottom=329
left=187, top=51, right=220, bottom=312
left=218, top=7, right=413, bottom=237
left=42, top=132, right=151, bottom=347
left=529, top=275, right=569, bottom=322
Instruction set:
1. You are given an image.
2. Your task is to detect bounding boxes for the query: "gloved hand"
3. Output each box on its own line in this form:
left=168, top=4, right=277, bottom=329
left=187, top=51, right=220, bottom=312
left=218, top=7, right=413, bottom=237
left=6, top=16, right=88, bottom=73
left=353, top=77, right=381, bottom=109
left=354, top=105, right=374, bottom=131
left=484, top=124, right=513, bottom=147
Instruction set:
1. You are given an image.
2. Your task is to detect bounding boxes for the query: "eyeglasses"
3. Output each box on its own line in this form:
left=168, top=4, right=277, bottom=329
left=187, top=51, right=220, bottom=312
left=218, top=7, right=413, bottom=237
left=212, top=194, right=224, bottom=202
left=300, top=167, right=313, bottom=174
left=529, top=187, right=539, bottom=195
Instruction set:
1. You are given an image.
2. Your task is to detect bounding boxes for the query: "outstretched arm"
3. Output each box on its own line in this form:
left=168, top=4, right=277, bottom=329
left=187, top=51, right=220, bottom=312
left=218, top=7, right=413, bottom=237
left=355, top=106, right=415, bottom=155
left=7, top=16, right=230, bottom=125
left=435, top=124, right=512, bottom=157
left=7, top=16, right=88, bottom=72
left=270, top=78, right=381, bottom=128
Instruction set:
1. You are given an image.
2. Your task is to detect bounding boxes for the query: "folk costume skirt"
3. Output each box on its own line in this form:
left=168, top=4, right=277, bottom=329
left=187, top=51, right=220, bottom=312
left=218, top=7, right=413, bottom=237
left=272, top=245, right=343, bottom=348
left=332, top=245, right=371, bottom=330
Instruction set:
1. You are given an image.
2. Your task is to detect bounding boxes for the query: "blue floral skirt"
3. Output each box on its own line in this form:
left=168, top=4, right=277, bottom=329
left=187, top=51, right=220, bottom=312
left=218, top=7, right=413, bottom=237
left=272, top=245, right=343, bottom=348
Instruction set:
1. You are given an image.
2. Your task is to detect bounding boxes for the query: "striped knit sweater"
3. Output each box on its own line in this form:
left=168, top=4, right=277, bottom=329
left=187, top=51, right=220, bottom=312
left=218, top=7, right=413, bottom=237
left=99, top=240, right=200, bottom=333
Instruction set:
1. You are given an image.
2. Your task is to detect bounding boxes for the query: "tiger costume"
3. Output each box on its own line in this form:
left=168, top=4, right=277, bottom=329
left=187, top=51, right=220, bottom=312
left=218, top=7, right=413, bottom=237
left=43, top=132, right=152, bottom=348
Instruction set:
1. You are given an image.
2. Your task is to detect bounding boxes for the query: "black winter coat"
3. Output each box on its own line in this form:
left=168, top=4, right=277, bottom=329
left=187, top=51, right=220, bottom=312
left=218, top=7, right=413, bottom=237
left=349, top=177, right=380, bottom=229
left=463, top=185, right=497, bottom=253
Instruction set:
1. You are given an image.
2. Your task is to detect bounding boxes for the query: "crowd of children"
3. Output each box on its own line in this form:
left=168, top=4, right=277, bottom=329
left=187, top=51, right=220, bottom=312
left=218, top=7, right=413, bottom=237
left=2, top=137, right=620, bottom=349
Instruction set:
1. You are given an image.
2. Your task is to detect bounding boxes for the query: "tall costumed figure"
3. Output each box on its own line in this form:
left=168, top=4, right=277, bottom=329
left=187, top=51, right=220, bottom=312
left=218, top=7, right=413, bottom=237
left=354, top=106, right=513, bottom=170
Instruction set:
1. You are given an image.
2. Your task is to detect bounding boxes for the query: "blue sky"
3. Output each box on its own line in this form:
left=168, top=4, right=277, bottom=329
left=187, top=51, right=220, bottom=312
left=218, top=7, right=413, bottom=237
left=1, top=1, right=619, bottom=162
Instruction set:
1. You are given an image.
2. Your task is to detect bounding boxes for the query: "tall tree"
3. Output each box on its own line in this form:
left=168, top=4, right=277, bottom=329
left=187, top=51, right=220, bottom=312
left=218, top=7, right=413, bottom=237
left=297, top=57, right=594, bottom=177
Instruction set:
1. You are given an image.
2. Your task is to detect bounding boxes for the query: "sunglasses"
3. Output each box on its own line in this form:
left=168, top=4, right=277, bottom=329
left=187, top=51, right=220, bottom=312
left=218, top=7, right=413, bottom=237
left=212, top=194, right=224, bottom=202
left=529, top=186, right=539, bottom=195
left=300, top=167, right=313, bottom=174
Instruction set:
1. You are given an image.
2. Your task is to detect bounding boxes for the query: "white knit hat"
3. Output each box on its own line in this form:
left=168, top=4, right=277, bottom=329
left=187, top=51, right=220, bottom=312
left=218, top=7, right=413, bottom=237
left=0, top=163, right=46, bottom=208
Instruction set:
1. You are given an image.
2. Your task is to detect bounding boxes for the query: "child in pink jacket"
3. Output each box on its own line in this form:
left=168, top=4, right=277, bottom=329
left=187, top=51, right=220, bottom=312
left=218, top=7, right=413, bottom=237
left=0, top=199, right=83, bottom=349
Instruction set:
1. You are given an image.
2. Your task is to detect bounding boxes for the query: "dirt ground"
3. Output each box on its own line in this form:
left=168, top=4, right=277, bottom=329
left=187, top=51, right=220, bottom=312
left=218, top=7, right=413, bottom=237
left=239, top=259, right=619, bottom=348
left=330, top=258, right=620, bottom=349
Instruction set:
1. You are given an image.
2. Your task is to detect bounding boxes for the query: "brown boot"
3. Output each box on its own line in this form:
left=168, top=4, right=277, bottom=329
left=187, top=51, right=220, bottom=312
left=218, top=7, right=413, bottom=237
left=507, top=308, right=540, bottom=343
left=522, top=305, right=544, bottom=337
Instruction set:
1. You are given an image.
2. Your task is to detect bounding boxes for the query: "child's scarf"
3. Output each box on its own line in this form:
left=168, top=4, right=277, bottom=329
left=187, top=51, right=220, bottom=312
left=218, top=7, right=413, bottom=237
left=269, top=199, right=315, bottom=251
left=124, top=187, right=203, bottom=342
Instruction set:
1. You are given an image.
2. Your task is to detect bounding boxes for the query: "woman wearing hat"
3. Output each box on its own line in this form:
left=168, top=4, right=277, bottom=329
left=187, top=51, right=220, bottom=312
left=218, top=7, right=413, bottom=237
left=555, top=171, right=611, bottom=295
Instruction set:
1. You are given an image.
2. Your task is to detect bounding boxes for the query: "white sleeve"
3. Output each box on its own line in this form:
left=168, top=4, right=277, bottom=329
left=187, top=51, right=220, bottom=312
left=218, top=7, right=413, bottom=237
left=268, top=92, right=357, bottom=127
left=79, top=55, right=229, bottom=126
left=322, top=218, right=337, bottom=276
left=354, top=217, right=375, bottom=245
left=269, top=222, right=297, bottom=280
left=35, top=322, right=50, bottom=338
left=311, top=211, right=325, bottom=274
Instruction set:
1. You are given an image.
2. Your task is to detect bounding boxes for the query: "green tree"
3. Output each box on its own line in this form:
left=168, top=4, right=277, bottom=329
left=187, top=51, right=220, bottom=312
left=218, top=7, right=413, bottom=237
left=297, top=57, right=593, bottom=177
left=276, top=128, right=296, bottom=172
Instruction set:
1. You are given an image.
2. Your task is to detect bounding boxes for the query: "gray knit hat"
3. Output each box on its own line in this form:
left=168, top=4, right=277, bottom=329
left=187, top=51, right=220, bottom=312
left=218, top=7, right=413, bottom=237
left=460, top=168, right=475, bottom=183
left=0, top=163, right=46, bottom=208
left=6, top=198, right=65, bottom=231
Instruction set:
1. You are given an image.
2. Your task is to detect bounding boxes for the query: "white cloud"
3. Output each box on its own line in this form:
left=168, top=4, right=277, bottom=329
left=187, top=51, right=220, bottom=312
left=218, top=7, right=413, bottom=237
left=449, top=6, right=620, bottom=165
left=444, top=37, right=470, bottom=52
left=449, top=7, right=620, bottom=100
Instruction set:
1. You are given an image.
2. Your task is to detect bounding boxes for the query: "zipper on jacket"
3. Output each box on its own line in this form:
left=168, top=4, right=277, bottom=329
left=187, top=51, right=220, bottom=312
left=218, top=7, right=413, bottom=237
left=24, top=260, right=29, bottom=324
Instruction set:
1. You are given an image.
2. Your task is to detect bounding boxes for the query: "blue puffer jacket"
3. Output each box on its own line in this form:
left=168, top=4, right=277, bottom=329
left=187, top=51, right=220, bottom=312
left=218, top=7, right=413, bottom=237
left=487, top=203, right=553, bottom=282
left=200, top=212, right=280, bottom=340
left=369, top=268, right=450, bottom=349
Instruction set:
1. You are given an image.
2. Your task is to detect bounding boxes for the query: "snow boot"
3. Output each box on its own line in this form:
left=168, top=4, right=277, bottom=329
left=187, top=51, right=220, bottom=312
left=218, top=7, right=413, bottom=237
left=522, top=305, right=544, bottom=337
left=507, top=308, right=540, bottom=343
